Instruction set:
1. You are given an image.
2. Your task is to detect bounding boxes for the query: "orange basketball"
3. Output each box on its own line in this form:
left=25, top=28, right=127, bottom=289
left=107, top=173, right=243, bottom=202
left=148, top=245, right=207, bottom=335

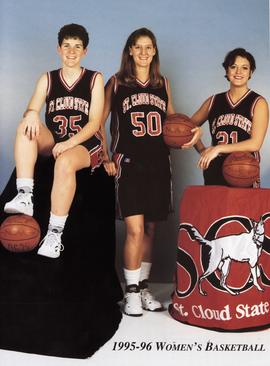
left=163, top=113, right=195, bottom=148
left=222, top=152, right=260, bottom=187
left=0, top=215, right=40, bottom=252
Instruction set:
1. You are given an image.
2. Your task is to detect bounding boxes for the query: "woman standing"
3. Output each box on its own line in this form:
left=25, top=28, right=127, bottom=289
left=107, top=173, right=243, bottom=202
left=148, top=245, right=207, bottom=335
left=101, top=28, right=174, bottom=316
left=101, top=28, right=202, bottom=316
left=189, top=48, right=268, bottom=186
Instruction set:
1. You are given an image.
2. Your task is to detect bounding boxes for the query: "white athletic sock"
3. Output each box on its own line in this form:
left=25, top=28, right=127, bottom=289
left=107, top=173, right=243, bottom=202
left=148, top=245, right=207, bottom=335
left=124, top=267, right=141, bottom=287
left=16, top=178, right=34, bottom=193
left=140, top=262, right=152, bottom=282
left=48, top=212, right=68, bottom=232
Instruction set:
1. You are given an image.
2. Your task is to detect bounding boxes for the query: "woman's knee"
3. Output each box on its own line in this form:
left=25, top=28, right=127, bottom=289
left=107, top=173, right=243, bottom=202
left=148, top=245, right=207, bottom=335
left=16, top=123, right=31, bottom=140
left=126, top=222, right=144, bottom=242
left=54, top=153, right=75, bottom=177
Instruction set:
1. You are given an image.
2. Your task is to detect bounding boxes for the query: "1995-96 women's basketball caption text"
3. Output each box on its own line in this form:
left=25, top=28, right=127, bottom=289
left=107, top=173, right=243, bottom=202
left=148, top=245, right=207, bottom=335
left=112, top=341, right=266, bottom=352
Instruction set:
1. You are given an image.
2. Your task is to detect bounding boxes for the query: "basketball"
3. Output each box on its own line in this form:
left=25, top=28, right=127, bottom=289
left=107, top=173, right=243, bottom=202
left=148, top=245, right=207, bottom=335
left=0, top=215, right=41, bottom=252
left=163, top=113, right=195, bottom=148
left=222, top=152, right=260, bottom=187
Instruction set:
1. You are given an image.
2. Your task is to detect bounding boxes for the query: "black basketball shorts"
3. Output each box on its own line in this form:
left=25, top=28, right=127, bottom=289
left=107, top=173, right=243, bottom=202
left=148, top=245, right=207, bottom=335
left=81, top=131, right=103, bottom=172
left=113, top=153, right=173, bottom=222
left=52, top=131, right=103, bottom=172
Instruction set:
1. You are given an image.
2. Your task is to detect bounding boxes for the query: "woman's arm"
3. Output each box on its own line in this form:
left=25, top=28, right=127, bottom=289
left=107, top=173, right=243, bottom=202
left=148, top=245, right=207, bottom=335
left=100, top=77, right=115, bottom=161
left=21, top=73, right=48, bottom=139
left=198, top=97, right=269, bottom=169
left=182, top=96, right=212, bottom=150
left=52, top=73, right=105, bottom=158
left=100, top=76, right=117, bottom=176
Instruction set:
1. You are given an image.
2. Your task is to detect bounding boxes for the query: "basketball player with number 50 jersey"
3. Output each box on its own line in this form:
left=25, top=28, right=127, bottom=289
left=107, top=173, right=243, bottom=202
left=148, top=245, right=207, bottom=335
left=100, top=28, right=201, bottom=317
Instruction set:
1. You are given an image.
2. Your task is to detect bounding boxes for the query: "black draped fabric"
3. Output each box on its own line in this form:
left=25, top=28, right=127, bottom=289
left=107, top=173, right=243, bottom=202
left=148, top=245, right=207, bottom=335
left=0, top=156, right=123, bottom=358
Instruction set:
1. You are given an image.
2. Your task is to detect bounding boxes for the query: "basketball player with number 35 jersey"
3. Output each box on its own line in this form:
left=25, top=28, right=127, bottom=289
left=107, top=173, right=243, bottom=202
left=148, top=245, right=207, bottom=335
left=189, top=48, right=269, bottom=186
left=46, top=67, right=103, bottom=170
left=4, top=24, right=104, bottom=258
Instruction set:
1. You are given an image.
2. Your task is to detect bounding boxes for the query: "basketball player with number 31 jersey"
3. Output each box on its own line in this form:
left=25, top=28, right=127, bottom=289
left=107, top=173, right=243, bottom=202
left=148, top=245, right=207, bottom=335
left=205, top=89, right=263, bottom=186
left=191, top=48, right=268, bottom=186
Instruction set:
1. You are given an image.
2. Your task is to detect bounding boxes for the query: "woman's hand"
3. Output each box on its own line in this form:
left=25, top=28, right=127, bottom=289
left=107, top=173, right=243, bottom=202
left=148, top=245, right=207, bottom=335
left=181, top=126, right=203, bottom=149
left=103, top=159, right=117, bottom=176
left=52, top=140, right=74, bottom=159
left=198, top=145, right=221, bottom=169
left=21, top=112, right=41, bottom=140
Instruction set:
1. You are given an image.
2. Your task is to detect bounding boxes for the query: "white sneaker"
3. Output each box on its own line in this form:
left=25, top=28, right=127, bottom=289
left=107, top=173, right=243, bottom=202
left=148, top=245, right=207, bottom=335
left=4, top=191, right=33, bottom=216
left=123, top=284, right=143, bottom=317
left=140, top=281, right=165, bottom=312
left=37, top=229, right=64, bottom=259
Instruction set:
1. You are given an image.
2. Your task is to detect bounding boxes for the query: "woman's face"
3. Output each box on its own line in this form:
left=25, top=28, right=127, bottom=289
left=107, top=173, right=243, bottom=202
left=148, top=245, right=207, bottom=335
left=58, top=37, right=87, bottom=68
left=226, top=56, right=252, bottom=87
left=129, top=36, right=156, bottom=70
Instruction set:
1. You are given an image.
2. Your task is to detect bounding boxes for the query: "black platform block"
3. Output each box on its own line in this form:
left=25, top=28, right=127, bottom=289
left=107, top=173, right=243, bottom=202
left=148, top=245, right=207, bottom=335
left=0, top=157, right=123, bottom=358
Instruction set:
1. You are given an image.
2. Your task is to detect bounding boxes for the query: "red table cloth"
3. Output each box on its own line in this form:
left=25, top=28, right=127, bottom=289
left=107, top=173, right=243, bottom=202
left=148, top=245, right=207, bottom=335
left=169, top=185, right=270, bottom=332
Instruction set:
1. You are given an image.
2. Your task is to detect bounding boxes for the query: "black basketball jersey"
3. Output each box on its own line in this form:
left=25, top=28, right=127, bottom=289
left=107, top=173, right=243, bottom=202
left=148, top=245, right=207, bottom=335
left=45, top=68, right=99, bottom=142
left=208, top=90, right=262, bottom=146
left=110, top=76, right=169, bottom=160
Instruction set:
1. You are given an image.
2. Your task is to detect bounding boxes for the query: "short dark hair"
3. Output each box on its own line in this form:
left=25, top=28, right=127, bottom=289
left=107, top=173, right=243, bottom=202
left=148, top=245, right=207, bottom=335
left=222, top=48, right=256, bottom=80
left=58, top=24, right=89, bottom=49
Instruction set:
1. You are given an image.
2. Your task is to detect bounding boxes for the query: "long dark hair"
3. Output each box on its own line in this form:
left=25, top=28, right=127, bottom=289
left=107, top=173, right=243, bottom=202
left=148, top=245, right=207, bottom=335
left=117, top=28, right=163, bottom=87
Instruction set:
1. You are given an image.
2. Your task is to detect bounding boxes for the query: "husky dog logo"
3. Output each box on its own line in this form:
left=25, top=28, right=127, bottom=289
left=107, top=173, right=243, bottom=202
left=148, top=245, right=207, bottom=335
left=190, top=217, right=264, bottom=296
left=177, top=213, right=270, bottom=297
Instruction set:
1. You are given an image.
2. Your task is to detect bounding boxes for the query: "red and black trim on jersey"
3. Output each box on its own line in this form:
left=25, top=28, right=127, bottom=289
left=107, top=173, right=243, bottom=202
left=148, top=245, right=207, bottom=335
left=207, top=90, right=263, bottom=146
left=46, top=68, right=99, bottom=99
left=87, top=131, right=104, bottom=173
left=109, top=75, right=169, bottom=160
left=45, top=68, right=103, bottom=171
left=58, top=68, right=86, bottom=92
left=113, top=153, right=125, bottom=218
left=206, top=89, right=263, bottom=187
left=135, top=78, right=150, bottom=88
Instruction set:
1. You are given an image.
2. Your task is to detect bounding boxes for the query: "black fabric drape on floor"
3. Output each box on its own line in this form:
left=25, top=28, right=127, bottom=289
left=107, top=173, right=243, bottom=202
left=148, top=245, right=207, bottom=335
left=0, top=157, right=123, bottom=358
